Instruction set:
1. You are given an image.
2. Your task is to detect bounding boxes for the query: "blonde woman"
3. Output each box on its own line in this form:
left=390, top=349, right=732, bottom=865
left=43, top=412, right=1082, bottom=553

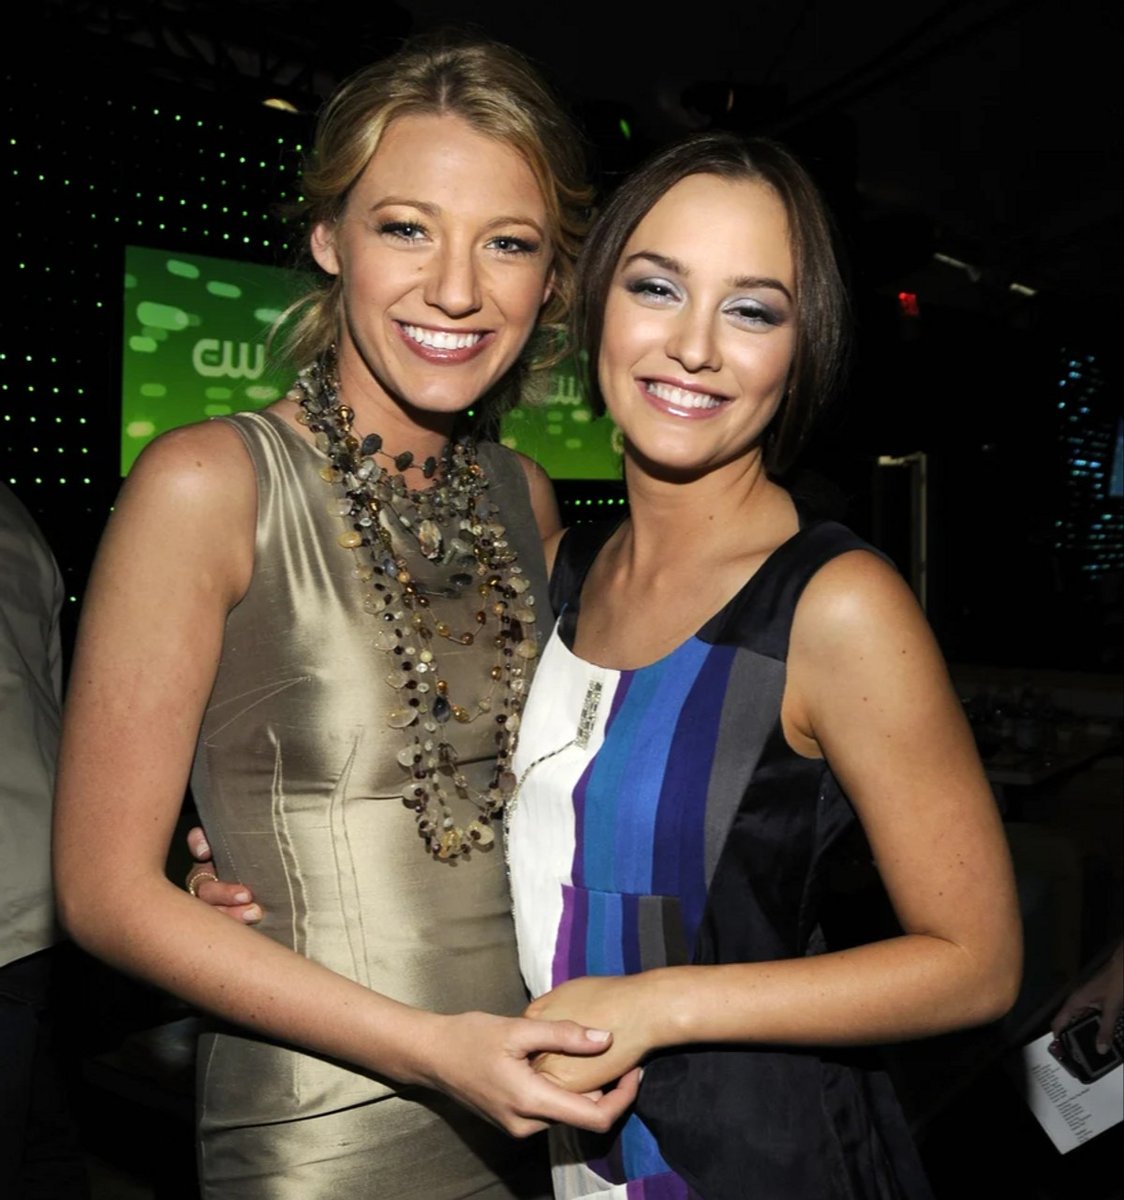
left=54, top=35, right=637, bottom=1199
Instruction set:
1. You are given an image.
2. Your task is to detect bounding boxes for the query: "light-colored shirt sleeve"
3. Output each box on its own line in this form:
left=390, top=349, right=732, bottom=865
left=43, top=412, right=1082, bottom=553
left=0, top=483, right=64, bottom=968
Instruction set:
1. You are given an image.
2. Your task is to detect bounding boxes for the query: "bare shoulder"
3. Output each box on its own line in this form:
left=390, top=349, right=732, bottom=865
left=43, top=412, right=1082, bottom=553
left=511, top=449, right=553, bottom=497
left=123, top=418, right=255, bottom=506
left=510, top=449, right=562, bottom=542
left=785, top=545, right=957, bottom=755
left=792, top=548, right=927, bottom=654
left=542, top=526, right=569, bottom=578
left=106, top=419, right=257, bottom=604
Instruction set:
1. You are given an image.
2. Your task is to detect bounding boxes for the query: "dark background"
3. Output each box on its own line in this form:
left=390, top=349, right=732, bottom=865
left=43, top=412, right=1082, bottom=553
left=2, top=4, right=1121, bottom=1196
left=4, top=0, right=1122, bottom=672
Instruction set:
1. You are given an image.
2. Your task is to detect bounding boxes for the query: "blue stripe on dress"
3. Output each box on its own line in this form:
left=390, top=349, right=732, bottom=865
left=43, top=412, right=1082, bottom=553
left=653, top=643, right=736, bottom=940
left=572, top=672, right=633, bottom=890
left=621, top=1113, right=674, bottom=1181
left=581, top=639, right=714, bottom=894
left=541, top=637, right=726, bottom=1198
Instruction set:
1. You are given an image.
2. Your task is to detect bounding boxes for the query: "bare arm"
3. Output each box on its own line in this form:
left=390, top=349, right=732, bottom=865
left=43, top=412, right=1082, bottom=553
left=515, top=451, right=563, bottom=546
left=53, top=422, right=637, bottom=1135
left=527, top=550, right=1022, bottom=1089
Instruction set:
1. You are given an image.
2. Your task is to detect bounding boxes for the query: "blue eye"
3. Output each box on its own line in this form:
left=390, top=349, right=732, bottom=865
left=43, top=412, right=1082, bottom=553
left=378, top=221, right=426, bottom=242
left=489, top=235, right=540, bottom=256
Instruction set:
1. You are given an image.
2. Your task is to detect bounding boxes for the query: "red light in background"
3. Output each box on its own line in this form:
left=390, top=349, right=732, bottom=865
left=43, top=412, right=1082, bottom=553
left=898, top=291, right=920, bottom=318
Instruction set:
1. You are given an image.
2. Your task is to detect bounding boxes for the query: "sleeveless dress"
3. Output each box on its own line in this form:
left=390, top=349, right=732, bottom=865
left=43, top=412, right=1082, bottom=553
left=189, top=410, right=550, bottom=1199
left=508, top=518, right=935, bottom=1200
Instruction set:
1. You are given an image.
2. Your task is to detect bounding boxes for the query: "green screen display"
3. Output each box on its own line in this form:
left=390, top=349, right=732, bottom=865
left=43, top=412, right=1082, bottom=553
left=499, top=357, right=622, bottom=481
left=121, top=246, right=621, bottom=480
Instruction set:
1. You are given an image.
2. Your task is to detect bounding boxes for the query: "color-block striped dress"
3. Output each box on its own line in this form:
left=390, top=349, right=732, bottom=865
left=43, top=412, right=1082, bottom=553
left=508, top=518, right=934, bottom=1200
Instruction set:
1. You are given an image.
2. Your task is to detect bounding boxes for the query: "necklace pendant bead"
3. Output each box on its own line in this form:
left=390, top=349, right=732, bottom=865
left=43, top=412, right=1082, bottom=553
left=371, top=627, right=397, bottom=650
left=298, top=348, right=534, bottom=866
left=467, top=820, right=494, bottom=847
left=418, top=519, right=443, bottom=559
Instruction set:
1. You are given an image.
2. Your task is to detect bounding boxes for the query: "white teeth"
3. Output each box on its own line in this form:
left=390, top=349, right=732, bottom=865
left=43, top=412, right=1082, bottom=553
left=401, top=324, right=482, bottom=351
left=646, top=381, right=722, bottom=410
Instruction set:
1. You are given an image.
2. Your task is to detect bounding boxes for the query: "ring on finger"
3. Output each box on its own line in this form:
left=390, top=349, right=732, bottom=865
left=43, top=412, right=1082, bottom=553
left=187, top=871, right=219, bottom=898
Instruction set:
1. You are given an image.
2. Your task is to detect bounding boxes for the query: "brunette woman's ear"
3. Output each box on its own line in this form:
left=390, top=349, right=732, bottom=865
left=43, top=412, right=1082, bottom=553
left=310, top=222, right=342, bottom=276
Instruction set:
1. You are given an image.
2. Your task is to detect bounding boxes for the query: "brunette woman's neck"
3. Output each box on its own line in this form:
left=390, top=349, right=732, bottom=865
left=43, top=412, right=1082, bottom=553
left=620, top=449, right=789, bottom=573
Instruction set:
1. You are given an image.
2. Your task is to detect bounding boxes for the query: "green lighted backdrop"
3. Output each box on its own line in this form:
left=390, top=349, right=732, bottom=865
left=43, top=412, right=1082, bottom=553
left=121, top=246, right=622, bottom=480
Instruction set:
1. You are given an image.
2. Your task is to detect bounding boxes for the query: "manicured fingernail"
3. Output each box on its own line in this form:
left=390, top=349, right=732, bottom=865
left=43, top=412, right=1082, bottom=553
left=586, top=1028, right=611, bottom=1042
left=1096, top=1041, right=1109, bottom=1054
left=197, top=840, right=210, bottom=857
left=233, top=890, right=251, bottom=904
left=242, top=905, right=261, bottom=923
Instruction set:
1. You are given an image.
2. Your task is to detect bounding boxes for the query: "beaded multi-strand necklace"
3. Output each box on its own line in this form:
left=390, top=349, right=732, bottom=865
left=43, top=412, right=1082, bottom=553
left=294, top=352, right=538, bottom=862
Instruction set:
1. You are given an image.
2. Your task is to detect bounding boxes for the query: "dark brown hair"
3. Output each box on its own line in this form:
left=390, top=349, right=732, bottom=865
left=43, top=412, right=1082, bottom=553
left=573, top=132, right=850, bottom=475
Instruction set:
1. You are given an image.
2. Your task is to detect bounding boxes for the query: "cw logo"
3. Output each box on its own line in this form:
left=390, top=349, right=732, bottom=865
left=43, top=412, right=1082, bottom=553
left=192, top=339, right=265, bottom=380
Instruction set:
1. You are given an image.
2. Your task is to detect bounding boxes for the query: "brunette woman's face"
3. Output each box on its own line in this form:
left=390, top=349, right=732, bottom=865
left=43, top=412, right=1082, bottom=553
left=312, top=112, right=554, bottom=421
left=598, top=173, right=796, bottom=478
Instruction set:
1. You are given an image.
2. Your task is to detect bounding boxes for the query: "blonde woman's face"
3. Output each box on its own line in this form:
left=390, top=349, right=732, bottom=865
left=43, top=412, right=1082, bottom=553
left=312, top=112, right=554, bottom=420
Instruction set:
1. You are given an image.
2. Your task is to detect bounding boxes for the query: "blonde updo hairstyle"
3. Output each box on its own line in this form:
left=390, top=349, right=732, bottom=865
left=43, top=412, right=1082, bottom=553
left=283, top=33, right=592, bottom=392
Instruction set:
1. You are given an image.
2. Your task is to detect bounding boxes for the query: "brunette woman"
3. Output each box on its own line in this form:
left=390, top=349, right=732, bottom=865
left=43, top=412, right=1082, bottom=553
left=508, top=133, right=1022, bottom=1199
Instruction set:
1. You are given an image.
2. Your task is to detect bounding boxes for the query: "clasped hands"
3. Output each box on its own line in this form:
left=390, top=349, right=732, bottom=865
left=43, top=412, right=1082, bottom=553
left=184, top=828, right=652, bottom=1132
left=525, top=972, right=666, bottom=1096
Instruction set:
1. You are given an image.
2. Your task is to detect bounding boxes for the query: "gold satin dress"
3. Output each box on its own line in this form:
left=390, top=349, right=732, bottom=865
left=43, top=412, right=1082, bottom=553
left=190, top=411, right=550, bottom=1199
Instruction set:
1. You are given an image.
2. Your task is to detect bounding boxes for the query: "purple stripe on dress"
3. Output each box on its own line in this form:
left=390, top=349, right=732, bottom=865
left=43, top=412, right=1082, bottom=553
left=652, top=644, right=735, bottom=944
left=587, top=1139, right=627, bottom=1187
left=551, top=884, right=590, bottom=987
left=626, top=1174, right=700, bottom=1200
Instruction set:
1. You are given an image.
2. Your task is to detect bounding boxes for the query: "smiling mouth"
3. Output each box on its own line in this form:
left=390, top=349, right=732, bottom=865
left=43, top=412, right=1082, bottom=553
left=400, top=323, right=485, bottom=351
left=644, top=380, right=726, bottom=411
